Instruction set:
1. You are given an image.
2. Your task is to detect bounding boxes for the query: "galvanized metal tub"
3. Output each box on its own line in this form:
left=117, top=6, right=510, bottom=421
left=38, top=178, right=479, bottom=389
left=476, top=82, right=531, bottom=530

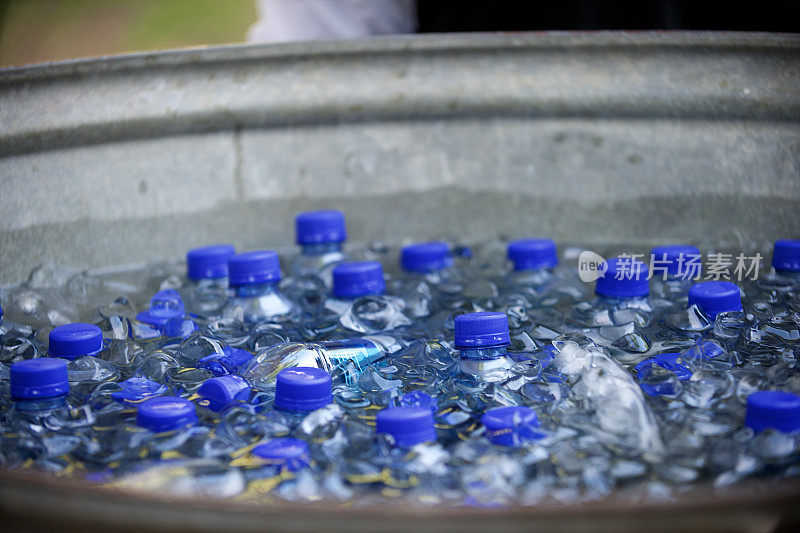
left=1, top=32, right=799, bottom=530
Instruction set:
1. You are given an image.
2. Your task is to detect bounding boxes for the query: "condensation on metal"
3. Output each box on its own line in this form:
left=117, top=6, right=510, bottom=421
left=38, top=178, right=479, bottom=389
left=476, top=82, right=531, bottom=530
left=0, top=32, right=799, bottom=286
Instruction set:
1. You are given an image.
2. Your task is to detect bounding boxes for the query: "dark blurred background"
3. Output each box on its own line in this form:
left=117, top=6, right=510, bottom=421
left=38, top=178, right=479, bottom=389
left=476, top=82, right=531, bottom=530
left=1, top=0, right=798, bottom=68
left=417, top=0, right=800, bottom=33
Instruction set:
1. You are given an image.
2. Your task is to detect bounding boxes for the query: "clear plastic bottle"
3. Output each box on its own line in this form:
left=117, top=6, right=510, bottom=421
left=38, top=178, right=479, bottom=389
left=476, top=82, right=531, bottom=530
left=131, top=396, right=205, bottom=460
left=687, top=280, right=745, bottom=346
left=569, top=256, right=652, bottom=332
left=505, top=239, right=558, bottom=288
left=594, top=257, right=652, bottom=312
left=396, top=241, right=454, bottom=318
left=770, top=240, right=800, bottom=281
left=292, top=210, right=347, bottom=285
left=185, top=244, right=236, bottom=317
left=400, top=242, right=453, bottom=281
left=454, top=311, right=514, bottom=381
left=649, top=244, right=702, bottom=299
left=223, top=250, right=296, bottom=324
left=270, top=367, right=333, bottom=428
left=688, top=281, right=744, bottom=321
left=376, top=406, right=437, bottom=448
left=243, top=335, right=399, bottom=388
left=10, top=357, right=70, bottom=413
left=326, top=261, right=410, bottom=333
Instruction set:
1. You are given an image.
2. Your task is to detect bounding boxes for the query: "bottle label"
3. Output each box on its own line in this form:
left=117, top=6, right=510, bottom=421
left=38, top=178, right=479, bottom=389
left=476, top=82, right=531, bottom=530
left=321, top=339, right=381, bottom=385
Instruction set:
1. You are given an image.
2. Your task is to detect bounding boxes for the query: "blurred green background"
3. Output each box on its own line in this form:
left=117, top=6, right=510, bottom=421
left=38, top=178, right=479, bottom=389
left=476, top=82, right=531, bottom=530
left=0, top=0, right=257, bottom=67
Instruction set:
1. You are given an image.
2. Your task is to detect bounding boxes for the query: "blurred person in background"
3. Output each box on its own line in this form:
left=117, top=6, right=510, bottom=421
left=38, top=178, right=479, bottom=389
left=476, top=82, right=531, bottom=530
left=247, top=0, right=417, bottom=43
left=247, top=0, right=799, bottom=44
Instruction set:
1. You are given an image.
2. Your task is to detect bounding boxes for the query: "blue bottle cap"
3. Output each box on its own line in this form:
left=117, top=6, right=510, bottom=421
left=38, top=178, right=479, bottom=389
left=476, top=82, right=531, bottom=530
left=136, top=396, right=198, bottom=432
left=186, top=244, right=236, bottom=280
left=595, top=257, right=650, bottom=299
left=400, top=242, right=451, bottom=273
left=110, top=377, right=167, bottom=405
left=745, top=391, right=800, bottom=434
left=772, top=240, right=800, bottom=272
left=252, top=438, right=311, bottom=472
left=635, top=353, right=692, bottom=382
left=399, top=391, right=439, bottom=414
left=197, top=375, right=251, bottom=412
left=454, top=312, right=510, bottom=349
left=332, top=261, right=385, bottom=299
left=688, top=281, right=743, bottom=319
left=10, top=358, right=69, bottom=400
left=228, top=250, right=282, bottom=287
left=481, top=406, right=543, bottom=447
left=507, top=239, right=558, bottom=271
left=376, top=406, right=436, bottom=448
left=149, top=289, right=185, bottom=319
left=199, top=346, right=254, bottom=377
left=49, top=323, right=104, bottom=360
left=274, top=367, right=333, bottom=412
left=295, top=210, right=347, bottom=245
left=650, top=245, right=701, bottom=279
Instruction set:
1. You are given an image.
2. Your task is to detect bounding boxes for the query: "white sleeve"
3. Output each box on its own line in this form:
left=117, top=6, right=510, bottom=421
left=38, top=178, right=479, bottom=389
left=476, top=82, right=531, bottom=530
left=247, top=0, right=418, bottom=43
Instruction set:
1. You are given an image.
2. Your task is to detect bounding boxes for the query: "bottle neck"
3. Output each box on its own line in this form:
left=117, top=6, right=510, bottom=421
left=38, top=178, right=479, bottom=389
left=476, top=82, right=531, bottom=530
left=302, top=242, right=342, bottom=256
left=775, top=268, right=800, bottom=280
left=14, top=395, right=67, bottom=412
left=193, top=276, right=228, bottom=289
left=234, top=281, right=279, bottom=298
left=598, top=294, right=649, bottom=306
left=459, top=346, right=508, bottom=360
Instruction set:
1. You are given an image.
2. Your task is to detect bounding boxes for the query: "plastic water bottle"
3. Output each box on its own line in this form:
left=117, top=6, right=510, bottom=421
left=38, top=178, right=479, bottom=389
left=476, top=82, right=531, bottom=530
left=570, top=256, right=652, bottom=336
left=186, top=244, right=236, bottom=287
left=292, top=210, right=347, bottom=284
left=744, top=391, right=800, bottom=433
left=270, top=367, right=333, bottom=427
left=185, top=244, right=235, bottom=316
left=396, top=242, right=454, bottom=318
left=48, top=323, right=104, bottom=360
left=242, top=335, right=398, bottom=388
left=223, top=251, right=295, bottom=324
left=770, top=240, right=800, bottom=280
left=506, top=239, right=558, bottom=287
left=374, top=405, right=447, bottom=487
left=329, top=261, right=386, bottom=306
left=327, top=262, right=409, bottom=334
left=375, top=406, right=437, bottom=448
left=10, top=358, right=69, bottom=412
left=134, top=289, right=187, bottom=339
left=688, top=281, right=744, bottom=321
left=687, top=280, right=745, bottom=345
left=481, top=406, right=544, bottom=447
left=454, top=312, right=514, bottom=381
left=650, top=244, right=701, bottom=298
left=400, top=242, right=453, bottom=278
left=595, top=257, right=651, bottom=311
